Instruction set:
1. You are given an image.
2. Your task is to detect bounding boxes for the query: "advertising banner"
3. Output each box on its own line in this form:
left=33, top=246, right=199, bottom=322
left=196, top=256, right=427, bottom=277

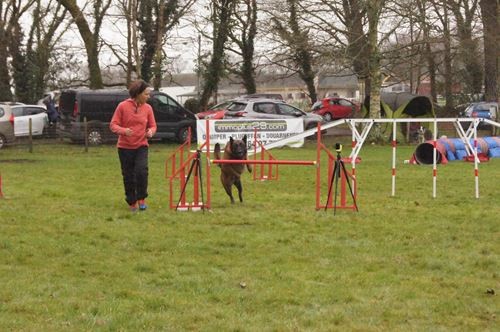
left=197, top=119, right=305, bottom=149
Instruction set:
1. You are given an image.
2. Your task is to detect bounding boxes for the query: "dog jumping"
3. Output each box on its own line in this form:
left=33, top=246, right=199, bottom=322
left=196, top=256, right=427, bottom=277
left=214, top=136, right=252, bottom=203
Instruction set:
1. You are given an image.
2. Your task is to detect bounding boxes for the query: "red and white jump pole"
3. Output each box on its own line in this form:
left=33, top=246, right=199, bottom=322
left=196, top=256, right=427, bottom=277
left=432, top=119, right=438, bottom=198
left=473, top=120, right=479, bottom=198
left=391, top=121, right=397, bottom=196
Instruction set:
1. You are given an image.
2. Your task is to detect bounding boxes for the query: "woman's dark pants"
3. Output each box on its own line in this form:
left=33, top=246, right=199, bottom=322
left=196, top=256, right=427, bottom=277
left=118, top=146, right=148, bottom=205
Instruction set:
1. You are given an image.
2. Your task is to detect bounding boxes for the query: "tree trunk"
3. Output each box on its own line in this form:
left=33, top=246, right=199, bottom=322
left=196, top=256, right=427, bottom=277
left=344, top=0, right=369, bottom=80
left=480, top=0, right=498, bottom=102
left=58, top=0, right=103, bottom=89
left=152, top=1, right=166, bottom=90
left=0, top=42, right=13, bottom=101
left=241, top=56, right=256, bottom=94
left=425, top=41, right=437, bottom=103
left=451, top=1, right=483, bottom=95
left=234, top=0, right=257, bottom=94
left=443, top=6, right=454, bottom=113
left=200, top=0, right=235, bottom=108
left=367, top=0, right=384, bottom=143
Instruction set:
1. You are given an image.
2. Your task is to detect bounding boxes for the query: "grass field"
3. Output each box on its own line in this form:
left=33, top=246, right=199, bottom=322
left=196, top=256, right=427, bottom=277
left=0, top=140, right=498, bottom=331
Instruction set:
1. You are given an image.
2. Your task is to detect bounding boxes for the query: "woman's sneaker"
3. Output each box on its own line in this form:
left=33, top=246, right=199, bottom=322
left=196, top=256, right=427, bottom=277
left=129, top=202, right=138, bottom=212
left=138, top=199, right=147, bottom=211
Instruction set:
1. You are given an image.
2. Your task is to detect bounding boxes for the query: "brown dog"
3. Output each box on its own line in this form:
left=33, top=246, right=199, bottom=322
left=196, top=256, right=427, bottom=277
left=214, top=136, right=252, bottom=203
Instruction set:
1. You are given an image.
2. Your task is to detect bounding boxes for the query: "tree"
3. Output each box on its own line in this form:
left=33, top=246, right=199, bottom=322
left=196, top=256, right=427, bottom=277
left=113, top=0, right=141, bottom=85
left=57, top=0, right=112, bottom=89
left=0, top=0, right=36, bottom=101
left=300, top=0, right=370, bottom=97
left=269, top=0, right=318, bottom=104
left=199, top=0, right=236, bottom=109
left=19, top=0, right=68, bottom=103
left=136, top=0, right=195, bottom=89
left=448, top=0, right=483, bottom=95
left=226, top=0, right=258, bottom=94
left=479, top=0, right=498, bottom=102
left=415, top=0, right=437, bottom=102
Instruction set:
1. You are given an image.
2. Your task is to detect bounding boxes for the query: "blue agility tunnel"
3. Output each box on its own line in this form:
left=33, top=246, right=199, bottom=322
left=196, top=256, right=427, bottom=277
left=413, top=136, right=500, bottom=164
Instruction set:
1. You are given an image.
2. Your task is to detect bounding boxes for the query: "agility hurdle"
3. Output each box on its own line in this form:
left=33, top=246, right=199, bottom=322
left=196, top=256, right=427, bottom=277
left=343, top=118, right=493, bottom=199
left=166, top=128, right=209, bottom=210
left=166, top=120, right=357, bottom=211
left=258, top=117, right=500, bottom=199
left=252, top=128, right=279, bottom=181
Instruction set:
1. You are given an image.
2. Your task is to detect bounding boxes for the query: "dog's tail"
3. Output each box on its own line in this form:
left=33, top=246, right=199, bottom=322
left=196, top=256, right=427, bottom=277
left=214, top=143, right=222, bottom=167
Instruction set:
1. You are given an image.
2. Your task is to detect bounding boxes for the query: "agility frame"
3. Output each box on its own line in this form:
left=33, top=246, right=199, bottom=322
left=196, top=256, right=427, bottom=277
left=167, top=121, right=356, bottom=211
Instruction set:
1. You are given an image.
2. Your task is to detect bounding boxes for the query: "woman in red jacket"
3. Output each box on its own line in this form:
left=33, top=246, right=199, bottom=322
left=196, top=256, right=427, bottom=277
left=110, top=80, right=157, bottom=211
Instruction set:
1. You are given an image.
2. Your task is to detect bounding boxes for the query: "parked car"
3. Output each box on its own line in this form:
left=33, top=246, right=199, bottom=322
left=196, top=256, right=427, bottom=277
left=0, top=104, right=16, bottom=149
left=224, top=98, right=324, bottom=130
left=240, top=93, right=283, bottom=100
left=460, top=102, right=498, bottom=130
left=10, top=105, right=48, bottom=137
left=311, top=97, right=359, bottom=121
left=198, top=95, right=284, bottom=119
left=58, top=89, right=197, bottom=145
left=461, top=102, right=498, bottom=121
left=197, top=100, right=233, bottom=119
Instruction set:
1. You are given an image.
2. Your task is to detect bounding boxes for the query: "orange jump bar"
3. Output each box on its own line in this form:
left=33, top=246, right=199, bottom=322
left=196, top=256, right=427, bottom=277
left=211, top=159, right=316, bottom=166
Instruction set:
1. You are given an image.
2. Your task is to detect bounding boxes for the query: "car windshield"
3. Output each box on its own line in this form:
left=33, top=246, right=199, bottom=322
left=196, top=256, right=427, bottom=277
left=311, top=101, right=322, bottom=111
left=209, top=101, right=231, bottom=110
left=226, top=102, right=247, bottom=112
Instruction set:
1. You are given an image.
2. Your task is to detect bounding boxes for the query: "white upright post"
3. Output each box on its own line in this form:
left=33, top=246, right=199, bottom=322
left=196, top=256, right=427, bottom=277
left=391, top=120, right=397, bottom=196
left=432, top=120, right=438, bottom=198
left=473, top=120, right=479, bottom=198
left=351, top=121, right=357, bottom=194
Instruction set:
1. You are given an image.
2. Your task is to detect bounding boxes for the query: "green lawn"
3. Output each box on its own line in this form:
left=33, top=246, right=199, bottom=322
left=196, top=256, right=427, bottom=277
left=0, top=141, right=498, bottom=331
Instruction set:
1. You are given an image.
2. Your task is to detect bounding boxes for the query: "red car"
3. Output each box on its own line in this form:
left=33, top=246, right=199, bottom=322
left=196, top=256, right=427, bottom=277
left=196, top=100, right=232, bottom=119
left=311, top=97, right=359, bottom=121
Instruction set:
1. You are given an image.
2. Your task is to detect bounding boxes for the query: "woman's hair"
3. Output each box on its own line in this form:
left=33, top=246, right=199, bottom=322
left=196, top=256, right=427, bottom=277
left=128, top=80, right=149, bottom=98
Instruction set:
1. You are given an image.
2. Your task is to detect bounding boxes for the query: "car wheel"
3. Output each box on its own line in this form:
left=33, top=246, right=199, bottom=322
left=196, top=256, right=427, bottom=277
left=0, top=134, right=5, bottom=149
left=87, top=128, right=103, bottom=145
left=323, top=113, right=332, bottom=122
left=177, top=126, right=192, bottom=143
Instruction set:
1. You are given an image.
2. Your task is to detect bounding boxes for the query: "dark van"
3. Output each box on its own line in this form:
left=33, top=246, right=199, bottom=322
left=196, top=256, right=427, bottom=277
left=58, top=89, right=196, bottom=144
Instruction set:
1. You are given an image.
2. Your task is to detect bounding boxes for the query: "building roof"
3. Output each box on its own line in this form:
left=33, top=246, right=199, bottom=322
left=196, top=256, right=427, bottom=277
left=162, top=72, right=359, bottom=90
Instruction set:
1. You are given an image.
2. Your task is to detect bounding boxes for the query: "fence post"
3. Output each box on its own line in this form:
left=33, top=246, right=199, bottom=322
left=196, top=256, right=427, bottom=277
left=84, top=116, right=88, bottom=152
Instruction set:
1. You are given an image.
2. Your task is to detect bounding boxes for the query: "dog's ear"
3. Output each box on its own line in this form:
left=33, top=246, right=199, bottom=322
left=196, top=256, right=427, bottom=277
left=242, top=135, right=247, bottom=145
left=229, top=136, right=234, bottom=145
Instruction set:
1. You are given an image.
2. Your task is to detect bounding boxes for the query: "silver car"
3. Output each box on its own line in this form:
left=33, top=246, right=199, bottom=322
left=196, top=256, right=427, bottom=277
left=224, top=98, right=324, bottom=130
left=0, top=104, right=16, bottom=149
left=11, top=105, right=49, bottom=137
